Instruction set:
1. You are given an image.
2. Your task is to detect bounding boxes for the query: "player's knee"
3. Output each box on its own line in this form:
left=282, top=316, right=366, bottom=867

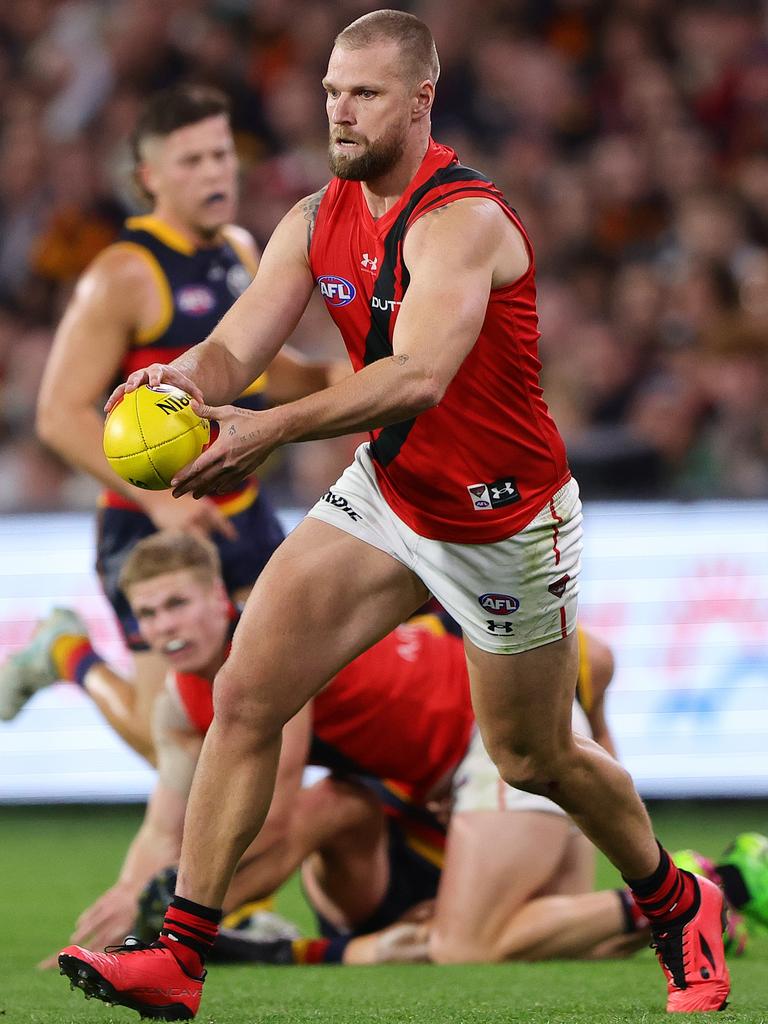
left=489, top=741, right=573, bottom=797
left=211, top=666, right=286, bottom=739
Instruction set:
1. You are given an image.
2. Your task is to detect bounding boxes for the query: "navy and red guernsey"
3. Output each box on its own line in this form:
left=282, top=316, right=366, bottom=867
left=309, top=138, right=571, bottom=543
left=101, top=215, right=264, bottom=518
left=172, top=619, right=473, bottom=802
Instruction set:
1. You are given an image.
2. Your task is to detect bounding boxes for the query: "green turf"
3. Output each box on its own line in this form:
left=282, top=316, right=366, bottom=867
left=0, top=801, right=766, bottom=1023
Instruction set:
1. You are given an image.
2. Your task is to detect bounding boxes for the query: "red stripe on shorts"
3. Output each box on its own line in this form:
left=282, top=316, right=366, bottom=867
left=549, top=498, right=563, bottom=566
left=560, top=606, right=567, bottom=638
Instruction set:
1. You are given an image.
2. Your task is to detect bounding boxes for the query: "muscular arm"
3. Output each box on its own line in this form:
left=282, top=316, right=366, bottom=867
left=36, top=247, right=150, bottom=499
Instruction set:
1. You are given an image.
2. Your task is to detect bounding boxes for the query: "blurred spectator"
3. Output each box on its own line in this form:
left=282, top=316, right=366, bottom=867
left=1, top=0, right=768, bottom=509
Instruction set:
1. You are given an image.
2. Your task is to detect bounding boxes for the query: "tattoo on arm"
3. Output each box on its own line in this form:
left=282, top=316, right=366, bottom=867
left=302, top=186, right=329, bottom=252
left=393, top=354, right=409, bottom=366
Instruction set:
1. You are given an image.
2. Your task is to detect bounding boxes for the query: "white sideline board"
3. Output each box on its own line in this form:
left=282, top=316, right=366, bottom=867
left=0, top=502, right=767, bottom=802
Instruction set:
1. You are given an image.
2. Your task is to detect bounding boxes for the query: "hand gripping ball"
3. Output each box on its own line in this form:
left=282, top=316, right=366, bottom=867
left=103, top=384, right=210, bottom=490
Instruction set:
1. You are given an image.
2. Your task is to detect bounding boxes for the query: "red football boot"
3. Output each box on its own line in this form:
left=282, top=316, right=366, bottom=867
left=58, top=937, right=203, bottom=1021
left=651, top=874, right=731, bottom=1012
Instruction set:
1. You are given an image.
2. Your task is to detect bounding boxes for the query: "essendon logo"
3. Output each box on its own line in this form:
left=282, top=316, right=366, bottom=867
left=478, top=593, right=520, bottom=615
left=318, top=275, right=356, bottom=307
left=548, top=575, right=570, bottom=599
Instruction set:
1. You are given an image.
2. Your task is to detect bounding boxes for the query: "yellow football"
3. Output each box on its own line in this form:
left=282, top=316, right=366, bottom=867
left=103, top=384, right=210, bottom=490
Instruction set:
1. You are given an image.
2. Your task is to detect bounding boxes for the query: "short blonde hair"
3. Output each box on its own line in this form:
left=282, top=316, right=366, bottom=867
left=119, top=531, right=222, bottom=594
left=336, top=9, right=440, bottom=86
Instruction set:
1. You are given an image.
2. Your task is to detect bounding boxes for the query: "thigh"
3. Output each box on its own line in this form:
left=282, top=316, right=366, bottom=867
left=464, top=630, right=580, bottom=764
left=542, top=830, right=595, bottom=897
left=432, top=810, right=573, bottom=955
left=220, top=515, right=429, bottom=723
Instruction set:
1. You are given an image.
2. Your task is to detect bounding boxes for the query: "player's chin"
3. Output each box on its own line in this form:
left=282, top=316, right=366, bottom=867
left=162, top=642, right=196, bottom=668
left=196, top=200, right=235, bottom=230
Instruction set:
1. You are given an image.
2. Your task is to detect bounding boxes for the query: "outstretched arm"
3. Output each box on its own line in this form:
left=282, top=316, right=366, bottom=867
left=67, top=691, right=201, bottom=950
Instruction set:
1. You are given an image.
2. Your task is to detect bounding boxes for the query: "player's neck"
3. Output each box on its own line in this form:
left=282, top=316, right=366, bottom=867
left=360, top=132, right=430, bottom=220
left=150, top=205, right=224, bottom=250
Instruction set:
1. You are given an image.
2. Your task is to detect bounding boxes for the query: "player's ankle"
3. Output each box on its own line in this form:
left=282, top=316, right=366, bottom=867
left=160, top=894, right=222, bottom=977
left=51, top=634, right=101, bottom=687
left=624, top=842, right=698, bottom=925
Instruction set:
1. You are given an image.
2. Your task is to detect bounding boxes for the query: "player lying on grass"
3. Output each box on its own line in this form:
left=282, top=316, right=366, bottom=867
left=44, top=530, right=656, bottom=969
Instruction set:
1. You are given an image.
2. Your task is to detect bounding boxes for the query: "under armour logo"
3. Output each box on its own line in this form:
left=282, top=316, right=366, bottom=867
left=491, top=481, right=517, bottom=500
left=361, top=252, right=378, bottom=272
left=486, top=620, right=515, bottom=634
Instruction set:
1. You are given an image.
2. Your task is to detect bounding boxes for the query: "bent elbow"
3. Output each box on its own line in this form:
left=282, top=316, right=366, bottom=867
left=412, top=374, right=446, bottom=412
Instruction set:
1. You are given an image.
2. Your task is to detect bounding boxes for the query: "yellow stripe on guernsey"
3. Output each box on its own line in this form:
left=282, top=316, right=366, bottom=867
left=125, top=215, right=196, bottom=255
left=405, top=613, right=446, bottom=637
left=109, top=241, right=174, bottom=346
left=380, top=779, right=446, bottom=870
left=220, top=897, right=275, bottom=930
left=216, top=479, right=260, bottom=517
left=240, top=373, right=268, bottom=397
left=576, top=625, right=593, bottom=713
left=404, top=832, right=445, bottom=870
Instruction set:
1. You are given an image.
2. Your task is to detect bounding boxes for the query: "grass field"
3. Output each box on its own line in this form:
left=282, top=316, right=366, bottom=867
left=1, top=801, right=766, bottom=1023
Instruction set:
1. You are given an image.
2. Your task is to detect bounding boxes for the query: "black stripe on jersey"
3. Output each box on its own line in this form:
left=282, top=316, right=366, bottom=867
left=366, top=164, right=503, bottom=467
left=415, top=184, right=516, bottom=219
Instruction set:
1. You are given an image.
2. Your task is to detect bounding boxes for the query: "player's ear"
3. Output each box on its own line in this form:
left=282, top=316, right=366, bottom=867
left=134, top=161, right=156, bottom=204
left=412, top=79, right=434, bottom=121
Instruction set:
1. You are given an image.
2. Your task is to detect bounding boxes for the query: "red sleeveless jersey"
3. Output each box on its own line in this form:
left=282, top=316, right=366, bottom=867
left=309, top=139, right=570, bottom=543
left=172, top=620, right=473, bottom=800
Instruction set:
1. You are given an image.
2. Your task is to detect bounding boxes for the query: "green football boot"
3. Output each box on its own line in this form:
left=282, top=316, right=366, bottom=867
left=718, top=832, right=768, bottom=933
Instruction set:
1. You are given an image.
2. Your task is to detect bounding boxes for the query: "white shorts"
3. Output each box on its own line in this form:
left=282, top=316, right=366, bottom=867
left=307, top=444, right=582, bottom=654
left=452, top=702, right=591, bottom=817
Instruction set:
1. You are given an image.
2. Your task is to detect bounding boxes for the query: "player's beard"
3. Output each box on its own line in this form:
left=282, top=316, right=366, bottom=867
left=328, top=120, right=408, bottom=181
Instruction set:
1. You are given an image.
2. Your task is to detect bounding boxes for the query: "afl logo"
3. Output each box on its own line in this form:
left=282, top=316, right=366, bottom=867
left=176, top=285, right=216, bottom=316
left=319, top=275, right=356, bottom=307
left=478, top=593, right=520, bottom=615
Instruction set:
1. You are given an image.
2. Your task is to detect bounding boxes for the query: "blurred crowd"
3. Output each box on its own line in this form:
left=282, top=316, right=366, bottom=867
left=1, top=0, right=768, bottom=511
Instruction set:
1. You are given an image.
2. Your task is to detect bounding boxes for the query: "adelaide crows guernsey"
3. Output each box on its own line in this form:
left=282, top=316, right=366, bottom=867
left=102, top=215, right=262, bottom=515
left=173, top=618, right=473, bottom=802
left=309, top=139, right=570, bottom=543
